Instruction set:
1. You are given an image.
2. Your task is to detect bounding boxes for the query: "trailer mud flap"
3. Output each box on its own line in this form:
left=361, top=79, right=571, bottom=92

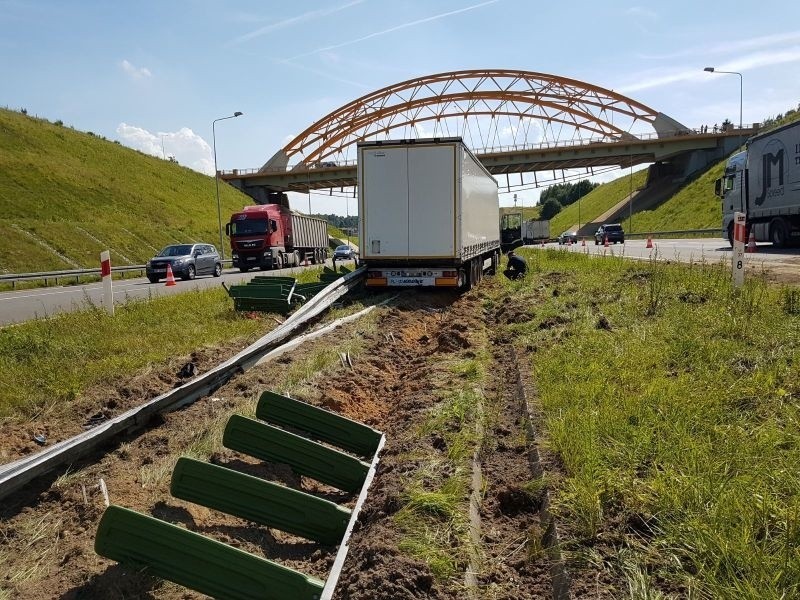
left=95, top=390, right=384, bottom=600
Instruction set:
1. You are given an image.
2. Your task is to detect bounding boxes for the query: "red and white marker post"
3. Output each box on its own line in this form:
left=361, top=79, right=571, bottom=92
left=731, top=212, right=746, bottom=288
left=100, top=250, right=114, bottom=315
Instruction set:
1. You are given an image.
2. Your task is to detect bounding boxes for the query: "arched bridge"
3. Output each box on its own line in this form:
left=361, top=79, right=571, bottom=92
left=221, top=69, right=754, bottom=201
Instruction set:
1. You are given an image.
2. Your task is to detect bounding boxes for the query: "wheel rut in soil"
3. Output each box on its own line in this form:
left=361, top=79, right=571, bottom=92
left=1, top=286, right=567, bottom=599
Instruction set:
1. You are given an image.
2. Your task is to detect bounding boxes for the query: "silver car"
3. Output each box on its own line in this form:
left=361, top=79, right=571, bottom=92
left=558, top=231, right=579, bottom=245
left=146, top=243, right=222, bottom=283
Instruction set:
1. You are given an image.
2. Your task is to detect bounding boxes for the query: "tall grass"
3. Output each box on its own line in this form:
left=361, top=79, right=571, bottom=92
left=0, top=288, right=266, bottom=420
left=501, top=249, right=800, bottom=598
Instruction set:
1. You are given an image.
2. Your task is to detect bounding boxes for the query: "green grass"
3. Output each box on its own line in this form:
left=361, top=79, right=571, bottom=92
left=0, top=288, right=266, bottom=420
left=548, top=169, right=647, bottom=235
left=632, top=159, right=728, bottom=233
left=0, top=108, right=346, bottom=274
left=499, top=249, right=800, bottom=598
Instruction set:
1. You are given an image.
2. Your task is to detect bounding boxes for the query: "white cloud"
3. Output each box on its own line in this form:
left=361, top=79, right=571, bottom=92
left=285, top=0, right=500, bottom=61
left=618, top=46, right=800, bottom=94
left=228, top=0, right=367, bottom=45
left=119, top=59, right=152, bottom=80
left=116, top=123, right=214, bottom=175
left=625, top=6, right=658, bottom=19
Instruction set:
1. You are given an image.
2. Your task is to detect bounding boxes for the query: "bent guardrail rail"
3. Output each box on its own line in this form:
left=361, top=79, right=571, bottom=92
left=0, top=267, right=366, bottom=501
left=95, top=390, right=385, bottom=600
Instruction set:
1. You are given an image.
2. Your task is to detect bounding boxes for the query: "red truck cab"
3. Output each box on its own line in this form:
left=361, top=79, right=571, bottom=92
left=227, top=205, right=290, bottom=271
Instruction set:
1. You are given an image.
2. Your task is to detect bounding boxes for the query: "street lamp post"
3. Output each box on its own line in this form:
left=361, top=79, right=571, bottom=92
left=212, top=111, right=243, bottom=259
left=704, top=67, right=743, bottom=130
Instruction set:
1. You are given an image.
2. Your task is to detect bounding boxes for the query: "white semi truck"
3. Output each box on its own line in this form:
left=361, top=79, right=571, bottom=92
left=358, top=137, right=500, bottom=288
left=716, top=120, right=800, bottom=247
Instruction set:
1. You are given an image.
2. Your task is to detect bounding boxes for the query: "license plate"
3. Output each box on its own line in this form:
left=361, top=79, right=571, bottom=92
left=153, top=268, right=166, bottom=273
left=387, top=277, right=435, bottom=286
left=246, top=257, right=257, bottom=261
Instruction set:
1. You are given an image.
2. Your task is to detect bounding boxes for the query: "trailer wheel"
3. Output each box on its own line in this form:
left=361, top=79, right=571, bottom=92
left=770, top=218, right=789, bottom=248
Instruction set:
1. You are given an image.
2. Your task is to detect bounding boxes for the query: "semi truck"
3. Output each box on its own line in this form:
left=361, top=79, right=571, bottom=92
left=716, top=119, right=800, bottom=247
left=358, top=137, right=500, bottom=288
left=500, top=213, right=549, bottom=250
left=226, top=204, right=329, bottom=272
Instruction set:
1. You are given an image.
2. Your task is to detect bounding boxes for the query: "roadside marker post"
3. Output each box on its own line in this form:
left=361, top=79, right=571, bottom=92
left=100, top=250, right=114, bottom=316
left=731, top=212, right=746, bottom=287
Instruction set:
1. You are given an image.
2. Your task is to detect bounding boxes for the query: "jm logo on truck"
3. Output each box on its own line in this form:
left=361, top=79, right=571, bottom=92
left=755, top=145, right=785, bottom=206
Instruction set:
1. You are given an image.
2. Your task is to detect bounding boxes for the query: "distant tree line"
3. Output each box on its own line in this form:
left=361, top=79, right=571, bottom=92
left=312, top=213, right=358, bottom=230
left=538, top=179, right=599, bottom=220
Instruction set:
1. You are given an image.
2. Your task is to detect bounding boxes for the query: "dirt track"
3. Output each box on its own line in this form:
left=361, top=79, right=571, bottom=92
left=0, top=282, right=586, bottom=599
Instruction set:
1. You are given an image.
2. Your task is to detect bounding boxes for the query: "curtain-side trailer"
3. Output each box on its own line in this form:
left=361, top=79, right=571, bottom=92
left=716, top=120, right=800, bottom=247
left=358, top=138, right=500, bottom=288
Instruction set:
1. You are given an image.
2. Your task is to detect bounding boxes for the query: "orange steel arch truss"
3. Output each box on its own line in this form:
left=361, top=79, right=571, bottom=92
left=263, top=69, right=665, bottom=172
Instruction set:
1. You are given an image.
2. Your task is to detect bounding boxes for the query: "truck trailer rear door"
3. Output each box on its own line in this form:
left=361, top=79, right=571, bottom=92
left=361, top=147, right=409, bottom=257
left=407, top=144, right=455, bottom=258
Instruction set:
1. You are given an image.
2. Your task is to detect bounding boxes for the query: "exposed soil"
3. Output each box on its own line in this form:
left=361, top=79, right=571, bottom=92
left=0, top=283, right=606, bottom=599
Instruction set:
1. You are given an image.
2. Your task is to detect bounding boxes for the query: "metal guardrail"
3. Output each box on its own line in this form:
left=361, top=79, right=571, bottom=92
left=0, top=260, right=235, bottom=288
left=624, top=228, right=721, bottom=239
left=0, top=266, right=366, bottom=501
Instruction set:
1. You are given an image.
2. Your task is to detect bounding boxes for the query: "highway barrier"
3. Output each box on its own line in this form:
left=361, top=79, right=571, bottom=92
left=95, top=390, right=384, bottom=600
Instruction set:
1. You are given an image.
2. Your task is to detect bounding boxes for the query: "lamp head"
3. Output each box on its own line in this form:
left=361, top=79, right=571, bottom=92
left=233, top=111, right=243, bottom=117
left=703, top=67, right=715, bottom=72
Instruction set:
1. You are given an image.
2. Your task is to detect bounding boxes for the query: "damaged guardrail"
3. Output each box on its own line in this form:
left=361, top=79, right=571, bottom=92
left=95, top=390, right=385, bottom=600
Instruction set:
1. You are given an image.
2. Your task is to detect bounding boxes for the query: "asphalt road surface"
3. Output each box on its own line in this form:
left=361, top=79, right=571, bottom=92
left=2, top=241, right=798, bottom=326
left=0, top=260, right=354, bottom=326
left=535, top=237, right=800, bottom=282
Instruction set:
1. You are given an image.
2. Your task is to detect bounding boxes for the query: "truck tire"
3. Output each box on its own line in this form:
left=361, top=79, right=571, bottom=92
left=770, top=218, right=789, bottom=248
left=727, top=223, right=734, bottom=247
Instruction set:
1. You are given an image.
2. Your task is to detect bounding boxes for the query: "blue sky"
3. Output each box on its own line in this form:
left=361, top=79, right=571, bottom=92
left=3, top=0, right=800, bottom=215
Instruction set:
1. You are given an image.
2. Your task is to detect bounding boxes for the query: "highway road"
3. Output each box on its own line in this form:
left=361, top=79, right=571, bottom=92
left=534, top=237, right=800, bottom=282
left=2, top=241, right=798, bottom=326
left=0, top=261, right=352, bottom=326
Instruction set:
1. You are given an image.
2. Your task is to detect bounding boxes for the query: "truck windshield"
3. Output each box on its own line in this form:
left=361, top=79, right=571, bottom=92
left=230, top=219, right=269, bottom=235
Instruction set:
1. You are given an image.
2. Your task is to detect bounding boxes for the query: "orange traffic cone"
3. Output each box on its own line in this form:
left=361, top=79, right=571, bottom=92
left=604, top=235, right=609, bottom=247
left=165, top=263, right=177, bottom=286
left=747, top=232, right=757, bottom=253
left=646, top=236, right=653, bottom=249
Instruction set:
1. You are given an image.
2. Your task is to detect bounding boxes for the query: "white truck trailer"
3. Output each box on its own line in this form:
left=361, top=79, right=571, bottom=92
left=358, top=138, right=500, bottom=288
left=523, top=219, right=550, bottom=244
left=717, top=120, right=800, bottom=247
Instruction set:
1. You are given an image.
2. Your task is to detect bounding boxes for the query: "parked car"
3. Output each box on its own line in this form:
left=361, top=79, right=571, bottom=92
left=333, top=244, right=357, bottom=260
left=146, top=243, right=222, bottom=283
left=558, top=230, right=579, bottom=245
left=594, top=224, right=625, bottom=245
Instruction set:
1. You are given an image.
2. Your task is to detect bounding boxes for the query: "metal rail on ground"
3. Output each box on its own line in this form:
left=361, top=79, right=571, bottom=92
left=0, top=267, right=366, bottom=502
left=95, top=390, right=385, bottom=600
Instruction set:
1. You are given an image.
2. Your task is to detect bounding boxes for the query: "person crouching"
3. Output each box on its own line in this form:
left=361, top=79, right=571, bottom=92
left=503, top=250, right=527, bottom=280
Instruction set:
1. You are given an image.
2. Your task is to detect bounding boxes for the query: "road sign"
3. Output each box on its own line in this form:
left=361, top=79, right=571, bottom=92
left=731, top=212, right=746, bottom=287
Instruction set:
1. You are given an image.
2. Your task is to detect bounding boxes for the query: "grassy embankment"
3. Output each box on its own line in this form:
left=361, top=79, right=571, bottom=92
left=499, top=248, right=800, bottom=597
left=0, top=108, right=255, bottom=273
left=0, top=108, right=344, bottom=276
left=548, top=169, right=648, bottom=235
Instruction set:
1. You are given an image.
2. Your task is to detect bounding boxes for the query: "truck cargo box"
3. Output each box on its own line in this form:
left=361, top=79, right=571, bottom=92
left=358, top=138, right=499, bottom=265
